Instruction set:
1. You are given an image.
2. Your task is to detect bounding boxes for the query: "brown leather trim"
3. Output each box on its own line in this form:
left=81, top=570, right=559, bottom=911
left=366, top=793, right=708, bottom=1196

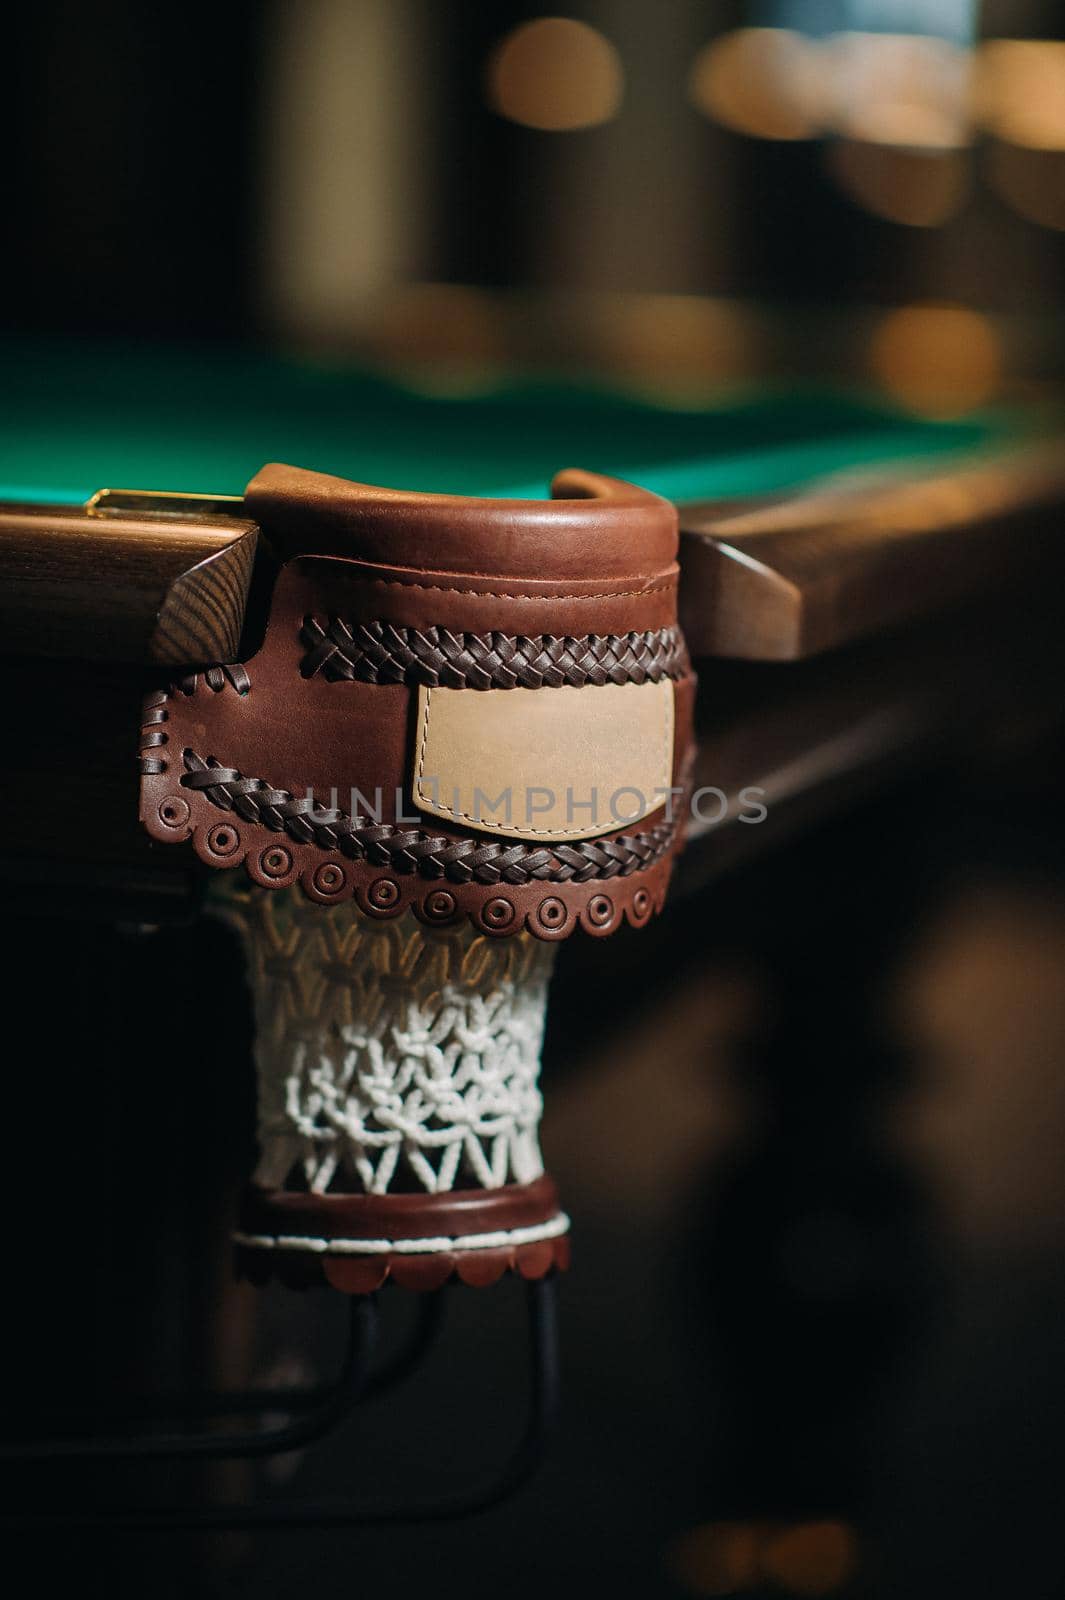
left=235, top=1232, right=571, bottom=1293
left=138, top=462, right=696, bottom=938
left=146, top=560, right=682, bottom=818
left=240, top=1173, right=562, bottom=1241
left=288, top=557, right=680, bottom=637
left=300, top=618, right=689, bottom=689
left=142, top=705, right=684, bottom=935
left=245, top=464, right=678, bottom=581
left=143, top=712, right=676, bottom=933
left=178, top=749, right=678, bottom=870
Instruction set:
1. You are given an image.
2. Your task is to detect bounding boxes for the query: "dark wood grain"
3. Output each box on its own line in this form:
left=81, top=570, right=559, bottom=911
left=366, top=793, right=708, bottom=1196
left=150, top=523, right=258, bottom=665
left=0, top=503, right=258, bottom=665
left=678, top=445, right=1065, bottom=660
left=676, top=593, right=1065, bottom=894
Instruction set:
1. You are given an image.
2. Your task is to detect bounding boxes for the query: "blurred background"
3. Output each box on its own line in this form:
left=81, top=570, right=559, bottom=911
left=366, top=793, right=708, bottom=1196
left=3, top=0, right=1063, bottom=411
left=4, top=3, right=1065, bottom=1597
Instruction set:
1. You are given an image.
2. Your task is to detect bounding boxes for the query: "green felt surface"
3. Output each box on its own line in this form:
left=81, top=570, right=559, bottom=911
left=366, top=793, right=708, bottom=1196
left=0, top=338, right=1020, bottom=507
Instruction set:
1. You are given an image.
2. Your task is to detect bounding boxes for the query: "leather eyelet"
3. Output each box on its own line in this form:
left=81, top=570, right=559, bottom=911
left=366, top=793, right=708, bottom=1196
left=206, top=823, right=240, bottom=858
left=587, top=894, right=614, bottom=927
left=368, top=877, right=401, bottom=909
left=157, top=796, right=190, bottom=829
left=312, top=863, right=346, bottom=896
left=483, top=896, right=516, bottom=929
left=535, top=896, right=566, bottom=929
left=423, top=889, right=457, bottom=921
left=259, top=844, right=293, bottom=879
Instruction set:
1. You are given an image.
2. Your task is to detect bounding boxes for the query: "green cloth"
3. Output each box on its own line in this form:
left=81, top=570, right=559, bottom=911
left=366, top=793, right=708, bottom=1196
left=0, top=337, right=1015, bottom=506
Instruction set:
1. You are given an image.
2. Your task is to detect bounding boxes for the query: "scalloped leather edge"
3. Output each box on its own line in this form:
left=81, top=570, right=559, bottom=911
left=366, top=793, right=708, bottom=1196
left=233, top=1232, right=571, bottom=1292
left=142, top=753, right=674, bottom=939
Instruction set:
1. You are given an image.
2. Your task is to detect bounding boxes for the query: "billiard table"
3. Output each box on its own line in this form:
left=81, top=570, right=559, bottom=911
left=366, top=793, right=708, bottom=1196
left=2, top=338, right=1063, bottom=1523
left=2, top=339, right=1061, bottom=897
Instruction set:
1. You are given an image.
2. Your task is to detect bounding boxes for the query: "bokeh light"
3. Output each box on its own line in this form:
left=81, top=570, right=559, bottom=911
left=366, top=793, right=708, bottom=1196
left=369, top=283, right=506, bottom=396
left=668, top=1521, right=762, bottom=1596
left=975, top=41, right=1065, bottom=151
left=486, top=17, right=623, bottom=132
left=591, top=292, right=758, bottom=407
left=761, top=1520, right=858, bottom=1595
left=668, top=1519, right=859, bottom=1596
left=826, top=141, right=970, bottom=227
left=688, top=28, right=826, bottom=141
left=869, top=303, right=1001, bottom=417
left=831, top=32, right=972, bottom=150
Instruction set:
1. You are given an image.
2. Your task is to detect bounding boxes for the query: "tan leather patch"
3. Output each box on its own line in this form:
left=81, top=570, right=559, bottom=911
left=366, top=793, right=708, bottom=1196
left=413, top=681, right=674, bottom=842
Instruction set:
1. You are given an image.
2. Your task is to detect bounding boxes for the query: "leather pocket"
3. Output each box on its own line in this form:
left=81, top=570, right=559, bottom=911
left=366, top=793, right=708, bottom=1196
left=412, top=681, right=674, bottom=842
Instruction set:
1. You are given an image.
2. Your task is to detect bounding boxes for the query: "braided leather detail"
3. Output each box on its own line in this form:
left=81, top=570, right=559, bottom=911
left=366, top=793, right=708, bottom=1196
left=300, top=618, right=688, bottom=690
left=181, top=751, right=674, bottom=883
left=177, top=663, right=251, bottom=696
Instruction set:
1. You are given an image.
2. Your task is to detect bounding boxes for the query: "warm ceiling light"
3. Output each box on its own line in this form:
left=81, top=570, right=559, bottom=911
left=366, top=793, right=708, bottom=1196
left=831, top=33, right=973, bottom=150
left=869, top=304, right=1001, bottom=417
left=974, top=41, right=1065, bottom=151
left=667, top=1521, right=762, bottom=1596
left=486, top=17, right=623, bottom=132
left=985, top=143, right=1065, bottom=230
left=593, top=293, right=757, bottom=407
left=371, top=284, right=505, bottom=396
left=689, top=28, right=826, bottom=141
left=668, top=1519, right=859, bottom=1597
left=761, top=1521, right=858, bottom=1596
left=826, top=140, right=970, bottom=226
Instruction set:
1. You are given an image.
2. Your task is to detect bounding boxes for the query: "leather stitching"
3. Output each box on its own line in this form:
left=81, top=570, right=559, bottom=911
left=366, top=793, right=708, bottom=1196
left=337, top=574, right=678, bottom=600
left=413, top=682, right=674, bottom=839
left=179, top=749, right=676, bottom=882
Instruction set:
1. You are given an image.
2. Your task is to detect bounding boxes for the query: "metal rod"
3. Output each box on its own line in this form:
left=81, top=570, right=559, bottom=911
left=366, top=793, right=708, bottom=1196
left=0, top=1274, right=559, bottom=1527
left=362, top=1287, right=447, bottom=1401
left=0, top=1297, right=378, bottom=1463
left=38, top=1289, right=445, bottom=1429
